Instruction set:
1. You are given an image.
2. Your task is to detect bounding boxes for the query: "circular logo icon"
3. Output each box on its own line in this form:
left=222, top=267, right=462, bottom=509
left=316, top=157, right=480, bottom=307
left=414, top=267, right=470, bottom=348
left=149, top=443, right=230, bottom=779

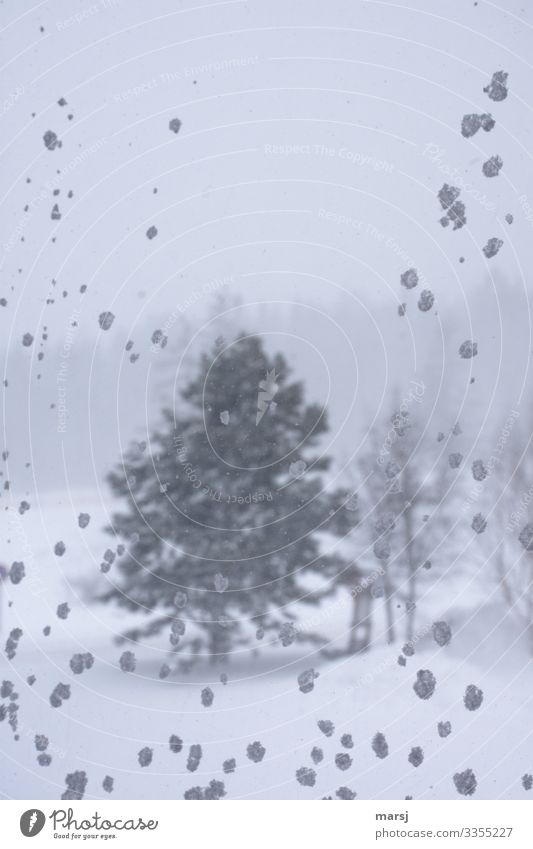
left=20, top=810, right=46, bottom=837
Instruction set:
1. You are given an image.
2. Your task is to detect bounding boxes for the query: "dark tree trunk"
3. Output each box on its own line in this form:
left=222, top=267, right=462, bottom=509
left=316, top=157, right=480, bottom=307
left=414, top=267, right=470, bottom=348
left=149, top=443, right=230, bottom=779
left=382, top=563, right=395, bottom=644
left=348, top=588, right=372, bottom=653
left=405, top=507, right=416, bottom=644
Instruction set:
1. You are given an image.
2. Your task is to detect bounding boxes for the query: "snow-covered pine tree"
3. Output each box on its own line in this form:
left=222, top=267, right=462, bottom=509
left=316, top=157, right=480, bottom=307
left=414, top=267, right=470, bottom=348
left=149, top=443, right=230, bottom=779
left=101, top=334, right=357, bottom=665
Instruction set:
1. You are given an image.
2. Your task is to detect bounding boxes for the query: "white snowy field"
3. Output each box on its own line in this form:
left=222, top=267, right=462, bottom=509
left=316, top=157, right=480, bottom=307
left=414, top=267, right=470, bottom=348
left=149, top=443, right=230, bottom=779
left=1, top=491, right=532, bottom=801
left=0, top=638, right=532, bottom=801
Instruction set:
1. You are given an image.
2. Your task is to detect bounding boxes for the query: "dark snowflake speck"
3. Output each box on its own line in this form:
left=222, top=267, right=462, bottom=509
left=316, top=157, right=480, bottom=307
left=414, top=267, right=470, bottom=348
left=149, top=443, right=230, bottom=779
left=418, top=290, right=435, bottom=312
left=138, top=747, right=153, bottom=767
left=482, top=155, right=503, bottom=178
left=432, top=621, right=452, bottom=647
left=296, top=767, right=316, bottom=787
left=311, top=746, right=324, bottom=764
left=408, top=746, right=424, bottom=767
left=459, top=340, right=478, bottom=359
left=61, top=770, right=87, bottom=800
left=298, top=668, right=319, bottom=694
left=318, top=719, right=335, bottom=737
left=464, top=684, right=484, bottom=711
left=472, top=513, right=487, bottom=534
left=413, top=669, right=436, bottom=700
left=453, top=768, right=477, bottom=796
left=201, top=687, right=214, bottom=707
left=335, top=752, right=353, bottom=771
left=483, top=70, right=508, bottom=102
left=246, top=741, right=266, bottom=763
left=483, top=238, right=503, bottom=259
left=400, top=268, right=418, bottom=289
left=187, top=744, right=203, bottom=771
left=372, top=732, right=389, bottom=759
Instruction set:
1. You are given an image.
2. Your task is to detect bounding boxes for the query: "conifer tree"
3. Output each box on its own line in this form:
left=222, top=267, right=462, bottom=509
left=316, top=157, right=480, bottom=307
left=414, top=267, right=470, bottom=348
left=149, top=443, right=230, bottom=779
left=102, top=334, right=357, bottom=665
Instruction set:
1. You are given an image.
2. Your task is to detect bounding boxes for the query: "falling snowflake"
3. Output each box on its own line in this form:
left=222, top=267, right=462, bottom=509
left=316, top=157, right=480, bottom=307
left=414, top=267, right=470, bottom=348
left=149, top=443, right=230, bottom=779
left=483, top=70, right=508, bottom=102
left=453, top=769, right=477, bottom=796
left=318, top=720, right=335, bottom=737
left=151, top=329, right=167, bottom=348
left=413, top=669, right=436, bottom=700
left=103, top=776, right=114, bottom=793
left=119, top=651, right=136, bottom=673
left=69, top=653, right=94, bottom=675
left=61, top=771, right=87, bottom=800
left=43, top=130, right=61, bottom=150
left=214, top=573, right=228, bottom=592
left=201, top=687, right=214, bottom=707
left=418, top=290, right=435, bottom=312
left=400, top=268, right=419, bottom=289
left=518, top=524, right=533, bottom=550
left=438, top=184, right=466, bottom=230
left=296, top=767, right=316, bottom=787
left=138, top=747, right=153, bottom=767
left=336, top=786, right=357, bottom=799
left=335, top=753, right=352, bottom=771
left=472, top=513, right=487, bottom=534
left=482, top=155, right=503, bottom=177
left=298, top=668, right=319, bottom=694
left=459, top=340, right=477, bottom=359
left=464, top=684, right=484, bottom=711
left=9, top=562, right=25, bottom=584
left=246, top=741, right=266, bottom=763
left=49, top=682, right=70, bottom=708
left=461, top=113, right=495, bottom=138
left=34, top=734, right=48, bottom=751
left=289, top=459, right=307, bottom=477
left=98, top=311, right=115, bottom=331
left=187, top=744, right=203, bottom=771
left=448, top=453, right=462, bottom=469
left=311, top=747, right=324, bottom=764
left=432, top=621, right=452, bottom=647
left=169, top=735, right=183, bottom=753
left=472, top=460, right=488, bottom=481
left=279, top=622, right=297, bottom=647
left=483, top=237, right=503, bottom=259
left=408, top=746, right=424, bottom=767
left=56, top=603, right=70, bottom=620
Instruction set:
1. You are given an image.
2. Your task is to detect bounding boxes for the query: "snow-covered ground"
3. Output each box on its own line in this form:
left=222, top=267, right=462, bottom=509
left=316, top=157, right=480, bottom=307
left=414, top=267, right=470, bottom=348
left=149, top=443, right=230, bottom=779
left=1, top=491, right=532, bottom=800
